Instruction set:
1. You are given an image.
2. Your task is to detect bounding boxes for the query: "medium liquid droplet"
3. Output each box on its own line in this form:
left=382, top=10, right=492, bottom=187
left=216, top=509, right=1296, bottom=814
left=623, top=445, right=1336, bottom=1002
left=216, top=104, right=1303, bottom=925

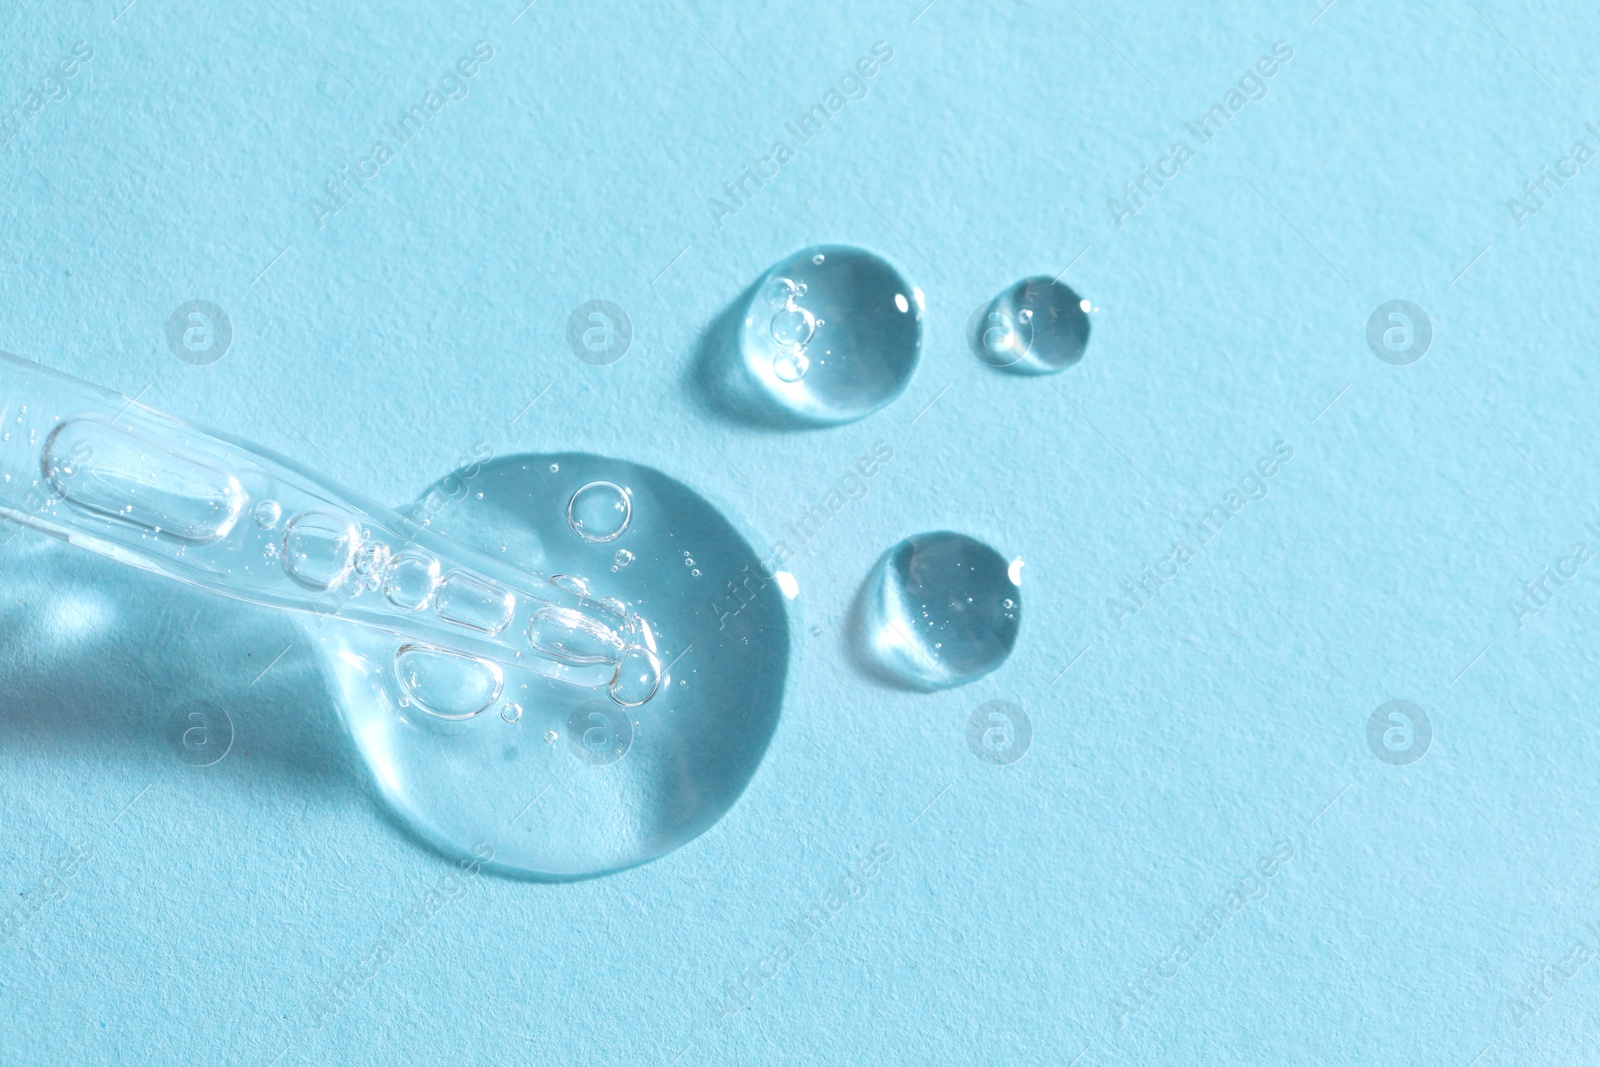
left=855, top=531, right=1020, bottom=690
left=740, top=245, right=921, bottom=425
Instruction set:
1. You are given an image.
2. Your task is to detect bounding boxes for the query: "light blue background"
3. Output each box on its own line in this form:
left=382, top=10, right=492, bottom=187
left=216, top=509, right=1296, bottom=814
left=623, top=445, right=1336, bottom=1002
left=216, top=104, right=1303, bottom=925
left=3, top=0, right=1599, bottom=1062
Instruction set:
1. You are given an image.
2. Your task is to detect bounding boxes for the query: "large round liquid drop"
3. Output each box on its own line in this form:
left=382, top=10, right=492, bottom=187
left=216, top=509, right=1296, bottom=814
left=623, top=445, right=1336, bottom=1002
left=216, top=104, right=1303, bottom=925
left=320, top=454, right=791, bottom=880
left=969, top=277, right=1090, bottom=374
left=855, top=531, right=1020, bottom=690
left=739, top=246, right=923, bottom=425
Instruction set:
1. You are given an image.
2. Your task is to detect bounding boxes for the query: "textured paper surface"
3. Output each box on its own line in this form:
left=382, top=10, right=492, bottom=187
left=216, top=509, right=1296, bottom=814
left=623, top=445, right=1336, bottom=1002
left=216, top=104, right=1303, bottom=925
left=2, top=0, right=1598, bottom=1063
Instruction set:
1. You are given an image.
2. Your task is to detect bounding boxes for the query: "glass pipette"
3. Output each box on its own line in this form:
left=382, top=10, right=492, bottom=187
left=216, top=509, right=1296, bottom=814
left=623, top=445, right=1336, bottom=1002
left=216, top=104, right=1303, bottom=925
left=0, top=349, right=662, bottom=709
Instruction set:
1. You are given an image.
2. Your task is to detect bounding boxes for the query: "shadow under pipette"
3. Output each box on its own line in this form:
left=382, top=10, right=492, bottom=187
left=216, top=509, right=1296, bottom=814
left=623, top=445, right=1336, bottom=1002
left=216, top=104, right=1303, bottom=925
left=0, top=525, right=365, bottom=804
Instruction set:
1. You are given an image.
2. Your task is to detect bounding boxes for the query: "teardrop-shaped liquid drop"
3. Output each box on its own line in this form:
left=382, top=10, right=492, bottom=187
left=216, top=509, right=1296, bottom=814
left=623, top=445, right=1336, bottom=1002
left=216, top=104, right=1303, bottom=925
left=855, top=531, right=1020, bottom=690
left=740, top=246, right=922, bottom=425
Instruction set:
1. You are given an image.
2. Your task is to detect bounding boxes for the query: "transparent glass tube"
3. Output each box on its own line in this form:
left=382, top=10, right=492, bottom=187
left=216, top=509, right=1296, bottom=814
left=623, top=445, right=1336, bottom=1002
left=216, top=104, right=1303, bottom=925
left=0, top=350, right=661, bottom=706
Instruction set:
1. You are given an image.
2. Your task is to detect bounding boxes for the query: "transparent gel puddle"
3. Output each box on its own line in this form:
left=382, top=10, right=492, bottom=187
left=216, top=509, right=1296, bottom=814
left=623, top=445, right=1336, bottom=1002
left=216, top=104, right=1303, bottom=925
left=854, top=531, right=1020, bottom=691
left=969, top=277, right=1091, bottom=374
left=738, top=245, right=923, bottom=425
left=320, top=453, right=790, bottom=879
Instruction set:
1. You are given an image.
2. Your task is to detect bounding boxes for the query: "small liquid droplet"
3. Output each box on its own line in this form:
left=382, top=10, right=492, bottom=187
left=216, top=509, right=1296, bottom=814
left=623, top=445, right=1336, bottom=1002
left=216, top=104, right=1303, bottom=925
left=253, top=500, right=283, bottom=529
left=614, top=548, right=634, bottom=568
left=566, top=480, right=632, bottom=543
left=500, top=702, right=523, bottom=723
left=971, top=277, right=1090, bottom=374
left=543, top=729, right=558, bottom=744
left=856, top=532, right=1020, bottom=690
left=691, top=568, right=701, bottom=577
left=812, top=253, right=825, bottom=265
left=549, top=463, right=559, bottom=473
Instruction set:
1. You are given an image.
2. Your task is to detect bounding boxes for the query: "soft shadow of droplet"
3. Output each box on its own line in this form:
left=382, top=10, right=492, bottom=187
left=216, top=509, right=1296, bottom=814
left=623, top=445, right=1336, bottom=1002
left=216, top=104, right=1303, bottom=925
left=690, top=279, right=819, bottom=430
left=0, top=526, right=364, bottom=799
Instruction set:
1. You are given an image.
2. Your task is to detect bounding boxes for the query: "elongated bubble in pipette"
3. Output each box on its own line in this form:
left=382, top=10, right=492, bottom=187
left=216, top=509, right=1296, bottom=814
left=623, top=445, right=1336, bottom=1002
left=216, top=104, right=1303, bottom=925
left=434, top=571, right=515, bottom=634
left=44, top=419, right=246, bottom=543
